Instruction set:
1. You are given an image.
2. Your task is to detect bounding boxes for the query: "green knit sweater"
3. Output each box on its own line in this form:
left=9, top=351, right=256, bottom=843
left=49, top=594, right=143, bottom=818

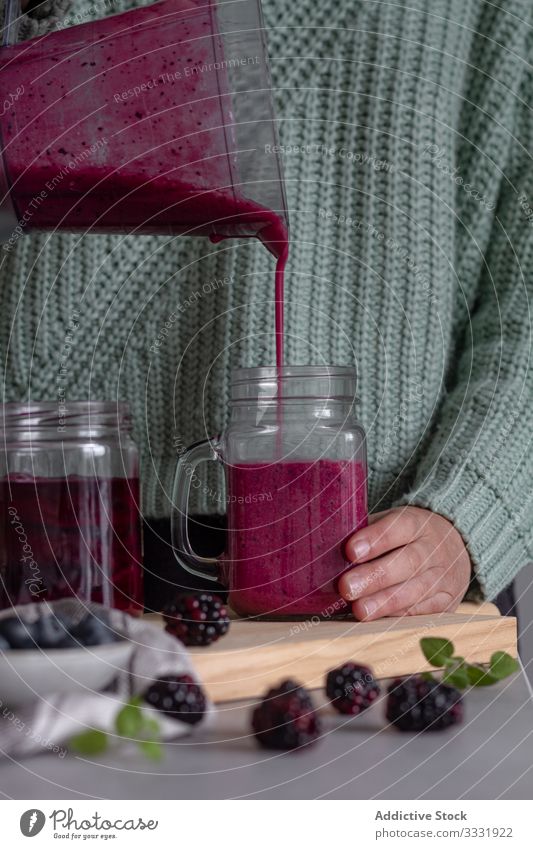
left=1, top=0, right=532, bottom=600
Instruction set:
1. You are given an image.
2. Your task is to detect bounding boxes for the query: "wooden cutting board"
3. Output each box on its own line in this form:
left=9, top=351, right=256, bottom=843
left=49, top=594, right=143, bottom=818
left=147, top=602, right=518, bottom=702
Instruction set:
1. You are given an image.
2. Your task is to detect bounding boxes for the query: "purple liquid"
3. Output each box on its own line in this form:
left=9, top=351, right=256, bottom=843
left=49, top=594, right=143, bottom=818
left=0, top=476, right=143, bottom=615
left=274, top=244, right=288, bottom=368
left=225, top=460, right=367, bottom=617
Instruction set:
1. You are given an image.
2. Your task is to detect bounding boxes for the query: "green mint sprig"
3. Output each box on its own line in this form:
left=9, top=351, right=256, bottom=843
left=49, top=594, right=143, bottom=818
left=69, top=696, right=162, bottom=760
left=420, top=637, right=519, bottom=689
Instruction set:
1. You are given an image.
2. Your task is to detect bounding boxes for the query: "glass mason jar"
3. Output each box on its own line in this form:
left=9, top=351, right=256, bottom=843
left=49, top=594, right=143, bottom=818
left=172, top=365, right=367, bottom=618
left=0, top=402, right=143, bottom=615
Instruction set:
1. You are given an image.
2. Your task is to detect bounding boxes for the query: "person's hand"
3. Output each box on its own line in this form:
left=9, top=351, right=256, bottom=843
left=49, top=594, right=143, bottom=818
left=338, top=506, right=472, bottom=620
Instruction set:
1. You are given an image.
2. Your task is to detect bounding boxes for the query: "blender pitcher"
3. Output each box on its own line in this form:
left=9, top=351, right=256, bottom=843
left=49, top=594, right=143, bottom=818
left=0, top=0, right=288, bottom=249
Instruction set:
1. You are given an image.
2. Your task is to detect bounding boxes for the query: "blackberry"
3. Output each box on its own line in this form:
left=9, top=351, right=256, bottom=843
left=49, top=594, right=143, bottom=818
left=386, top=675, right=463, bottom=732
left=251, top=679, right=321, bottom=750
left=163, top=592, right=230, bottom=647
left=326, top=662, right=380, bottom=715
left=143, top=674, right=206, bottom=725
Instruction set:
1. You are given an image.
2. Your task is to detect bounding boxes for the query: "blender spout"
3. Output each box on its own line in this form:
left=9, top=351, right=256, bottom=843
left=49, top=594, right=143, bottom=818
left=2, top=0, right=22, bottom=47
left=0, top=152, right=18, bottom=245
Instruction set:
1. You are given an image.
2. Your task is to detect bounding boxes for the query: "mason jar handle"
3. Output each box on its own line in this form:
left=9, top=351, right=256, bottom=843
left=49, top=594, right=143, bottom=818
left=171, top=437, right=223, bottom=582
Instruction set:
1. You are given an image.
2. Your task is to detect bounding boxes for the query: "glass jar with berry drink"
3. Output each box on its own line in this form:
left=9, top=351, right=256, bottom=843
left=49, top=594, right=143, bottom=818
left=0, top=401, right=143, bottom=614
left=172, top=365, right=368, bottom=618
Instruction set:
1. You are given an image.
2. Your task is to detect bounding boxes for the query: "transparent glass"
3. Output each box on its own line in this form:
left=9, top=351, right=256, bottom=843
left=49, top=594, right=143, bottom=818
left=172, top=366, right=368, bottom=617
left=0, top=402, right=143, bottom=615
left=0, top=0, right=288, bottom=248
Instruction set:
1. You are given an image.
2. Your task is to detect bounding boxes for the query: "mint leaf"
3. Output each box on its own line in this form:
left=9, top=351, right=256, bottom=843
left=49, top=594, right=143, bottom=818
left=141, top=716, right=161, bottom=736
left=421, top=671, right=436, bottom=683
left=420, top=637, right=455, bottom=667
left=70, top=729, right=108, bottom=755
left=489, top=651, right=519, bottom=680
left=466, top=664, right=499, bottom=687
left=419, top=637, right=518, bottom=688
left=442, top=661, right=469, bottom=689
left=69, top=699, right=162, bottom=762
left=115, top=702, right=144, bottom=738
left=137, top=739, right=162, bottom=761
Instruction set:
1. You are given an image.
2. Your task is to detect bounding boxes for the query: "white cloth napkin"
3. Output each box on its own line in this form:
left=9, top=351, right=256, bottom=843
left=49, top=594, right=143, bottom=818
left=0, top=600, right=213, bottom=759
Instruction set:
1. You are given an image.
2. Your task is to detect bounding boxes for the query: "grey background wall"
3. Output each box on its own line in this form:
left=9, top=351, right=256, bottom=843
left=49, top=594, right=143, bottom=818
left=516, top=564, right=533, bottom=683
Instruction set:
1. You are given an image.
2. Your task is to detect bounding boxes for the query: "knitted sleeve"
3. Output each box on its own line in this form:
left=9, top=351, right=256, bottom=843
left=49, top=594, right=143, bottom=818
left=397, top=42, right=533, bottom=600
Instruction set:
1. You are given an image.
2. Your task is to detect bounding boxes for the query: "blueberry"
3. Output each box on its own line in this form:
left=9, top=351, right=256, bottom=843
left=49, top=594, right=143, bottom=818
left=54, top=610, right=77, bottom=630
left=71, top=613, right=121, bottom=646
left=34, top=615, right=66, bottom=648
left=0, top=616, right=38, bottom=649
left=56, top=632, right=80, bottom=649
left=34, top=614, right=81, bottom=649
left=0, top=633, right=10, bottom=651
left=90, top=609, right=112, bottom=627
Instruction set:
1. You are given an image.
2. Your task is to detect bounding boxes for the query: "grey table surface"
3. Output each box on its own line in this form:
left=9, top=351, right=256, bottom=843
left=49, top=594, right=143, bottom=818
left=1, top=671, right=532, bottom=800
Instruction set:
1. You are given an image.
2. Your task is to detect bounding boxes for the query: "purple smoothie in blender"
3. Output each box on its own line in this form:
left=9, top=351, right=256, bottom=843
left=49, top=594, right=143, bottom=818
left=0, top=0, right=290, bottom=358
left=0, top=0, right=289, bottom=250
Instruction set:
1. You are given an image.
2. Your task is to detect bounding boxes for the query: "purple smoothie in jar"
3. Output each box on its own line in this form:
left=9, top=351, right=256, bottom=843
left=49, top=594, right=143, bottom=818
left=172, top=366, right=368, bottom=618
left=0, top=475, right=143, bottom=614
left=226, top=459, right=367, bottom=617
left=0, top=402, right=143, bottom=615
